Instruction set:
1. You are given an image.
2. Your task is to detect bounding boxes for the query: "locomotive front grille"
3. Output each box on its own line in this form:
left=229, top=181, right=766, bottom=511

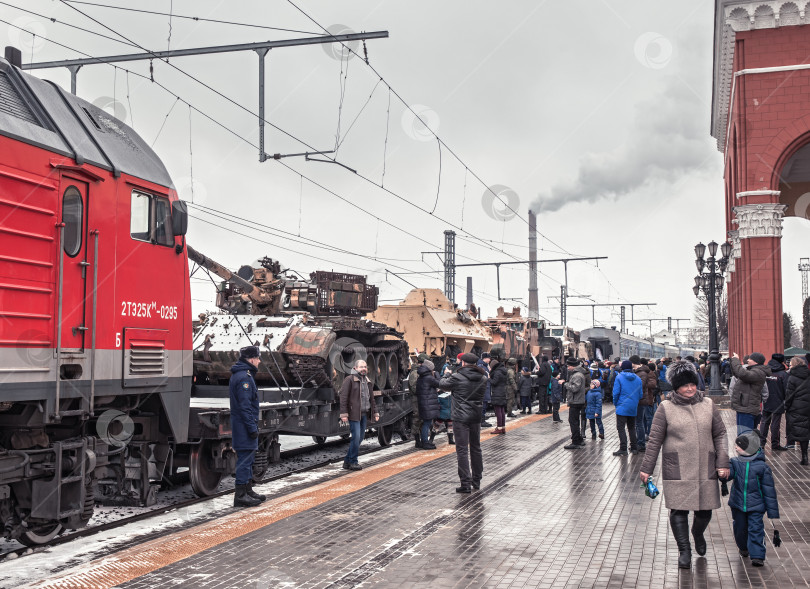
left=129, top=344, right=166, bottom=376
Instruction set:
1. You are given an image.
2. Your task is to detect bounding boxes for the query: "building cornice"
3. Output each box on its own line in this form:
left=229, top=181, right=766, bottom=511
left=711, top=1, right=810, bottom=153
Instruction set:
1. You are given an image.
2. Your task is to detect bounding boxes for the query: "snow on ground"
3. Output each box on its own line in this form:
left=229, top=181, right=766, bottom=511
left=0, top=432, right=416, bottom=589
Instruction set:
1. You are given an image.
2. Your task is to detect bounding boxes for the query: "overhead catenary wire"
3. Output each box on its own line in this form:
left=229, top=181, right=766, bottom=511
left=4, top=11, right=628, bottom=314
left=282, top=0, right=579, bottom=259
left=61, top=0, right=322, bottom=35
left=189, top=210, right=515, bottom=312
left=45, top=0, right=531, bottom=265
left=6, top=16, right=496, bottom=271
left=17, top=0, right=576, bottom=261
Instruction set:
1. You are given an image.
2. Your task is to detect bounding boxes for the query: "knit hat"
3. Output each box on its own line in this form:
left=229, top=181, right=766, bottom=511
left=481, top=352, right=491, bottom=359
left=620, top=360, right=632, bottom=371
left=417, top=353, right=429, bottom=363
left=666, top=360, right=700, bottom=391
left=541, top=355, right=548, bottom=362
left=566, top=357, right=579, bottom=366
left=522, top=366, right=531, bottom=373
left=735, top=431, right=761, bottom=456
left=749, top=352, right=766, bottom=365
left=629, top=355, right=641, bottom=365
left=423, top=359, right=435, bottom=371
left=460, top=352, right=479, bottom=364
left=507, top=357, right=517, bottom=366
left=456, top=352, right=464, bottom=360
left=240, top=345, right=260, bottom=359
left=771, top=353, right=786, bottom=364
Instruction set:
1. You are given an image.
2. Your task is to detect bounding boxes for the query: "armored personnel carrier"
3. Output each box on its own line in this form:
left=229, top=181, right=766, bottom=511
left=368, top=288, right=492, bottom=365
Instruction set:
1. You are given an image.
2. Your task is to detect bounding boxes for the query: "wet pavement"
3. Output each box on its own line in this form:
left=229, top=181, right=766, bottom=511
left=26, top=408, right=810, bottom=588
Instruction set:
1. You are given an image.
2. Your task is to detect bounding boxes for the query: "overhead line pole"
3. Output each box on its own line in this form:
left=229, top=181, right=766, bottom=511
left=22, top=31, right=389, bottom=161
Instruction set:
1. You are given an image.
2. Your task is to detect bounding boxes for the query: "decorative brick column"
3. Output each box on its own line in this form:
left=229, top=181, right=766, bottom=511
left=731, top=202, right=787, bottom=355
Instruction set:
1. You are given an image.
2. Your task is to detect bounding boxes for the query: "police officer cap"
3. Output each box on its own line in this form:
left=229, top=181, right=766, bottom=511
left=240, top=345, right=260, bottom=359
left=460, top=352, right=479, bottom=364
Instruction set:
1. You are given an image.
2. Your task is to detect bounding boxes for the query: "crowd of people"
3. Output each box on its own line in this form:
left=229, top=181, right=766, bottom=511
left=227, top=343, right=810, bottom=569
left=399, top=346, right=810, bottom=568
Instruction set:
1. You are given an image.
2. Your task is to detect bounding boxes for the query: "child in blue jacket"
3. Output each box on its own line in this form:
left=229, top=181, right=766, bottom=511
left=723, top=431, right=780, bottom=567
left=548, top=377, right=563, bottom=423
left=586, top=380, right=604, bottom=440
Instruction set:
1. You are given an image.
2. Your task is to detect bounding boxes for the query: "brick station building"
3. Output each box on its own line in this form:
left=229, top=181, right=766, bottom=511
left=712, top=0, right=810, bottom=355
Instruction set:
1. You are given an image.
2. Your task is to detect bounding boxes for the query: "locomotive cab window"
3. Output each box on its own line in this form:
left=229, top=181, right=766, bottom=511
left=130, top=190, right=174, bottom=247
left=62, top=187, right=83, bottom=257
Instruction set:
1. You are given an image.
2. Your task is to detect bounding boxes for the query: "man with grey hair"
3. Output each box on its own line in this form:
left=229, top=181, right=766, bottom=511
left=340, top=359, right=380, bottom=470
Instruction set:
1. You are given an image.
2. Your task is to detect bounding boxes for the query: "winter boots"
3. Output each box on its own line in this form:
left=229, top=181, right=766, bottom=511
left=670, top=511, right=692, bottom=569
left=447, top=432, right=455, bottom=445
left=414, top=432, right=423, bottom=450
left=234, top=484, right=261, bottom=508
left=691, top=511, right=712, bottom=556
left=247, top=481, right=266, bottom=502
left=801, top=441, right=809, bottom=465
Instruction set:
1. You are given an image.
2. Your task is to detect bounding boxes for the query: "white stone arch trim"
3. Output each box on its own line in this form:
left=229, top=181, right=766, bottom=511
left=712, top=1, right=810, bottom=153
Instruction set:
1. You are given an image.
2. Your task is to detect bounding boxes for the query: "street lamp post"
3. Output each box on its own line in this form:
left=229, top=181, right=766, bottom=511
left=694, top=240, right=732, bottom=396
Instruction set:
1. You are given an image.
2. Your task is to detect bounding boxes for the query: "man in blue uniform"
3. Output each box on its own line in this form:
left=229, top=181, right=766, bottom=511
left=229, top=345, right=266, bottom=507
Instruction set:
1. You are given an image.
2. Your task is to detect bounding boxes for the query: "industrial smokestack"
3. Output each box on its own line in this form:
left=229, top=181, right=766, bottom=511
left=528, top=210, right=538, bottom=320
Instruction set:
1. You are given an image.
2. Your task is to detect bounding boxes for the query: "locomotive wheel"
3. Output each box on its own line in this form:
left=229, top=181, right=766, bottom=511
left=377, top=424, right=394, bottom=447
left=312, top=435, right=327, bottom=446
left=189, top=442, right=224, bottom=497
left=19, top=522, right=63, bottom=546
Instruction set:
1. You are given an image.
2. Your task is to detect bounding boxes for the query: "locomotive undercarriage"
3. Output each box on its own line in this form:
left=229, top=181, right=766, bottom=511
left=0, top=392, right=179, bottom=544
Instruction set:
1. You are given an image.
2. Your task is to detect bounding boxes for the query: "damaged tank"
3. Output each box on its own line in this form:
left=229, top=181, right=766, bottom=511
left=185, top=247, right=412, bottom=495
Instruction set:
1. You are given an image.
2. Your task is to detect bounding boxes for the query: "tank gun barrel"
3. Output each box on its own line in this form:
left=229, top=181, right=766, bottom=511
left=187, top=245, right=256, bottom=294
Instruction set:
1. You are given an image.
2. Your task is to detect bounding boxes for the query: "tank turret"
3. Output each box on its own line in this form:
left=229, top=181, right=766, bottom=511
left=189, top=246, right=404, bottom=392
left=187, top=245, right=377, bottom=317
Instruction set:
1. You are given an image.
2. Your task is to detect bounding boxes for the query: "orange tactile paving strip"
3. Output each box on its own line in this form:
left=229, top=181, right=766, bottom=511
left=32, top=412, right=551, bottom=589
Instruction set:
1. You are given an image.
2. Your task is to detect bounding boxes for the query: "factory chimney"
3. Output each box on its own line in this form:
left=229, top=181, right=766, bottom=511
left=528, top=210, right=539, bottom=320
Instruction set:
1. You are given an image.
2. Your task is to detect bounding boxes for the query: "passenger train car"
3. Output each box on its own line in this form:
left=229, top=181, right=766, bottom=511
left=580, top=327, right=701, bottom=362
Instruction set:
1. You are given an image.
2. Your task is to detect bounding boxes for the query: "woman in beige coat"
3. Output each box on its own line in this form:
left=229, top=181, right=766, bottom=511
left=639, top=360, right=730, bottom=569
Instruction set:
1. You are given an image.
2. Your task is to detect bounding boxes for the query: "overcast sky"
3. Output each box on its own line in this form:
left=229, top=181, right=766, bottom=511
left=7, top=0, right=810, bottom=341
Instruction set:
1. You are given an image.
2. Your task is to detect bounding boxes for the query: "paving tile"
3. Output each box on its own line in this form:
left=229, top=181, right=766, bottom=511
left=58, top=408, right=808, bottom=589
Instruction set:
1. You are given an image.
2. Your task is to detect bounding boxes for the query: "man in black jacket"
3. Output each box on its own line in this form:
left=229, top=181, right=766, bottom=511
left=439, top=352, right=487, bottom=493
left=761, top=353, right=790, bottom=450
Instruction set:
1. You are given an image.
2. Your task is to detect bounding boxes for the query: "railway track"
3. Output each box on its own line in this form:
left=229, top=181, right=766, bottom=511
left=0, top=435, right=414, bottom=562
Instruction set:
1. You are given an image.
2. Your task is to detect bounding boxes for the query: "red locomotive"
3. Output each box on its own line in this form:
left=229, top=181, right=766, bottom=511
left=0, top=49, right=191, bottom=544
left=0, top=49, right=411, bottom=546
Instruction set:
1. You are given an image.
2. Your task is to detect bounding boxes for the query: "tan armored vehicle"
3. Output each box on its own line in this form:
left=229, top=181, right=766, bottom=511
left=368, top=289, right=491, bottom=362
